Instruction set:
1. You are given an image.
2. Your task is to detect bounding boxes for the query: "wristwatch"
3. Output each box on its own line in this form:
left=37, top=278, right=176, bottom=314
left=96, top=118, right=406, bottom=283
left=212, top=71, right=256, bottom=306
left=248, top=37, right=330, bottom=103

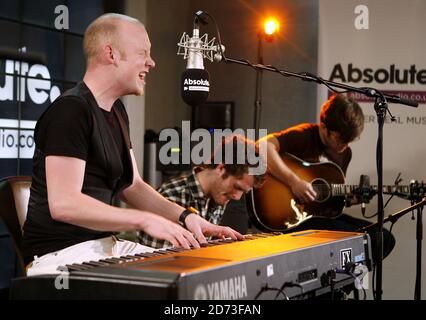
left=178, top=209, right=193, bottom=228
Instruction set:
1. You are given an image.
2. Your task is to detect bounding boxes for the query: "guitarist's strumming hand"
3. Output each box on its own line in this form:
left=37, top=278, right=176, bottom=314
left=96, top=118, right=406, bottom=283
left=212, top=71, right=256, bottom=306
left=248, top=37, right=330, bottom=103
left=262, top=136, right=316, bottom=203
left=291, top=176, right=317, bottom=204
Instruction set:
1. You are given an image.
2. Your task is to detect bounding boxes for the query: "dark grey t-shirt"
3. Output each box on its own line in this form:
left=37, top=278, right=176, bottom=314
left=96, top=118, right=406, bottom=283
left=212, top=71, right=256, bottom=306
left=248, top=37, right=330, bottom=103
left=22, top=82, right=131, bottom=263
left=274, top=123, right=352, bottom=174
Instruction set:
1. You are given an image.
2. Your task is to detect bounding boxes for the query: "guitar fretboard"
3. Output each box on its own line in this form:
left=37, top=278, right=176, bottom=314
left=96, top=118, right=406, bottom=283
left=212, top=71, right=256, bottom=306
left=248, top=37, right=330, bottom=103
left=312, top=183, right=424, bottom=199
left=330, top=184, right=412, bottom=197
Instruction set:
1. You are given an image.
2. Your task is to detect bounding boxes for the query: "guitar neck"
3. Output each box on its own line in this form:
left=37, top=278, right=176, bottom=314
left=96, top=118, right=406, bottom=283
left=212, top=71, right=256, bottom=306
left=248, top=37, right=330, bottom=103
left=330, top=184, right=411, bottom=196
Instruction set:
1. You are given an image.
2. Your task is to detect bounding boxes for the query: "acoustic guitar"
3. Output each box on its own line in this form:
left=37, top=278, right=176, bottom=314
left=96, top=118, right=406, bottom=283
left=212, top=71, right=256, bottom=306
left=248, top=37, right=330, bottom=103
left=247, top=152, right=425, bottom=232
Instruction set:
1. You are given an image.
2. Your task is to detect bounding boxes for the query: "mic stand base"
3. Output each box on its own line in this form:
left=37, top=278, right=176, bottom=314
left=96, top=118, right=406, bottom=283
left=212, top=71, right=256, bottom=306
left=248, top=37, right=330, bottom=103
left=414, top=204, right=423, bottom=300
left=374, top=98, right=387, bottom=301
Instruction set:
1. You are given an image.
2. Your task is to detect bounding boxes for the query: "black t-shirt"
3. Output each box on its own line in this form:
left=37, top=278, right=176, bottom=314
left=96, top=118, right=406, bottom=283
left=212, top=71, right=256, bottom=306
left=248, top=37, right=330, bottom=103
left=22, top=82, right=132, bottom=262
left=101, top=108, right=126, bottom=161
left=274, top=123, right=352, bottom=174
left=37, top=97, right=128, bottom=162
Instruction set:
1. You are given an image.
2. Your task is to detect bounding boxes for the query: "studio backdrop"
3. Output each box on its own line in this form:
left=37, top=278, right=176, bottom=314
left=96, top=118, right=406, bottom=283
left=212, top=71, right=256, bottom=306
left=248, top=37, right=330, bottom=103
left=318, top=0, right=426, bottom=299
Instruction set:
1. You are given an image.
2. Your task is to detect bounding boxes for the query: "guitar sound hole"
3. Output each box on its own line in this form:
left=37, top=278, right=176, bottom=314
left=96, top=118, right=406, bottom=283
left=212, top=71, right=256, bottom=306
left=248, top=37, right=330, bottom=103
left=312, top=178, right=331, bottom=202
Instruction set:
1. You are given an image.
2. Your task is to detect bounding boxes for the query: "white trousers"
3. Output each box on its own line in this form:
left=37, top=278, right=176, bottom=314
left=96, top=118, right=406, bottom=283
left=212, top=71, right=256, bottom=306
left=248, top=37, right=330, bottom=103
left=27, top=236, right=155, bottom=276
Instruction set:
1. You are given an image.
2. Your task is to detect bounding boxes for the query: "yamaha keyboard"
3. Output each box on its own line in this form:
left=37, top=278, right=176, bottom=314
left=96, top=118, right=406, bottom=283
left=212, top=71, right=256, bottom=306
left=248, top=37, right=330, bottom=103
left=10, top=230, right=371, bottom=300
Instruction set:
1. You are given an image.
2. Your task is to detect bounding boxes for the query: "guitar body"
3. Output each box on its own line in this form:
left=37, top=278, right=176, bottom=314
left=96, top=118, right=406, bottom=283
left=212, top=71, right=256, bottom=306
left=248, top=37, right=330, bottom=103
left=248, top=153, right=346, bottom=232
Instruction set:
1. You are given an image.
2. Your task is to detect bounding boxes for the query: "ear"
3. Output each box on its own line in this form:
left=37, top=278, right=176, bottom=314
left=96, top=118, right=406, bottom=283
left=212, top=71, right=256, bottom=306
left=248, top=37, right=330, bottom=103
left=101, top=44, right=116, bottom=64
left=319, top=122, right=330, bottom=136
left=215, top=163, right=225, bottom=175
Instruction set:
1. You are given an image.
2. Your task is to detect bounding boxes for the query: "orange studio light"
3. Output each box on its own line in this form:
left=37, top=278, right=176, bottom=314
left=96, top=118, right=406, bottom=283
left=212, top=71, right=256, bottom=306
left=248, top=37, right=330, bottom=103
left=263, top=17, right=280, bottom=36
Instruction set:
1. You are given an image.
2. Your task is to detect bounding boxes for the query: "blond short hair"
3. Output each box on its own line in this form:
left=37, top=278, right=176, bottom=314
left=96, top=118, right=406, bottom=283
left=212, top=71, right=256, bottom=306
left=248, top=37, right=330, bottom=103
left=83, top=13, right=143, bottom=65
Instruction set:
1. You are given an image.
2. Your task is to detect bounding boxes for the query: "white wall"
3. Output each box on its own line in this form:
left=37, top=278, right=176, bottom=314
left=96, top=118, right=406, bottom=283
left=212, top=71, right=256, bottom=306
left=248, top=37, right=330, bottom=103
left=124, top=0, right=148, bottom=172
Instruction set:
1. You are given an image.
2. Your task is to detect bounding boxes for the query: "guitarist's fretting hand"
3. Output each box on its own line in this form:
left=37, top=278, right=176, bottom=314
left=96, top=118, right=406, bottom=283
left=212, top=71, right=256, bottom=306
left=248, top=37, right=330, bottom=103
left=291, top=176, right=317, bottom=204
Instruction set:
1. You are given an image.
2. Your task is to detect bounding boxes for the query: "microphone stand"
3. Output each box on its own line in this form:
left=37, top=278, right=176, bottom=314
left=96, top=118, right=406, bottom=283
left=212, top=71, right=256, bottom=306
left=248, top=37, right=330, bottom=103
left=374, top=96, right=386, bottom=300
left=218, top=55, right=418, bottom=301
left=360, top=197, right=425, bottom=300
left=407, top=183, right=425, bottom=300
left=414, top=200, right=425, bottom=300
left=360, top=197, right=425, bottom=230
left=253, top=33, right=263, bottom=135
left=247, top=35, right=263, bottom=234
left=414, top=199, right=423, bottom=300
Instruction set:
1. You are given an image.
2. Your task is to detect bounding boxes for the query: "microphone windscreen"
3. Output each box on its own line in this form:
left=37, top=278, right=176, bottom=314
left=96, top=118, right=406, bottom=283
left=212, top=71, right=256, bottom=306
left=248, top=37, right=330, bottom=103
left=181, top=68, right=210, bottom=107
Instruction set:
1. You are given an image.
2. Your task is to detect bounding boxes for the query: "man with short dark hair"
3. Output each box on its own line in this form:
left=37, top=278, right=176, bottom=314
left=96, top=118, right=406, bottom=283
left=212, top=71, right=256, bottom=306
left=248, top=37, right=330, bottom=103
left=260, top=94, right=395, bottom=263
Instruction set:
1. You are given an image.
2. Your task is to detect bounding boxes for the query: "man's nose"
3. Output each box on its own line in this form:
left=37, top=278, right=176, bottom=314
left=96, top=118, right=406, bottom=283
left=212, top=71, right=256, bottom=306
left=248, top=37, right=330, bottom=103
left=147, top=56, right=155, bottom=68
left=230, top=190, right=243, bottom=200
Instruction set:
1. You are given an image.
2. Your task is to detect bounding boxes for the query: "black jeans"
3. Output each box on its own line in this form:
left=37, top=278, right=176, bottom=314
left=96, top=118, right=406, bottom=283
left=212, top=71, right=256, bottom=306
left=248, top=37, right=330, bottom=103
left=285, top=214, right=396, bottom=264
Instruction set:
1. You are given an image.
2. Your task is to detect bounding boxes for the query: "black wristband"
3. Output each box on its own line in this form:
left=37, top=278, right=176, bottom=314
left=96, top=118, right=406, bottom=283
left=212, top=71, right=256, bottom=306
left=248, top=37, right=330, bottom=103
left=178, top=209, right=193, bottom=228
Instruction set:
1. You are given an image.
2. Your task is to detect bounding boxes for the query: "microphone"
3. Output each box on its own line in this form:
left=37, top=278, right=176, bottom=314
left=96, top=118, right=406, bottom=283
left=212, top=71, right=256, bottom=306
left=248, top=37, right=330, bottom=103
left=355, top=174, right=375, bottom=215
left=177, top=11, right=225, bottom=107
left=180, top=19, right=209, bottom=107
left=360, top=175, right=369, bottom=214
left=407, top=180, right=425, bottom=202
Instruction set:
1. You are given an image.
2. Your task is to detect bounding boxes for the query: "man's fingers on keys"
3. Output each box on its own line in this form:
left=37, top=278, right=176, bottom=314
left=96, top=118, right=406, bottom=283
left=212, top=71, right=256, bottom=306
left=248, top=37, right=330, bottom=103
left=174, top=232, right=191, bottom=249
left=229, top=228, right=244, bottom=240
left=184, top=230, right=200, bottom=248
left=192, top=229, right=207, bottom=246
left=167, top=237, right=180, bottom=248
left=223, top=226, right=243, bottom=240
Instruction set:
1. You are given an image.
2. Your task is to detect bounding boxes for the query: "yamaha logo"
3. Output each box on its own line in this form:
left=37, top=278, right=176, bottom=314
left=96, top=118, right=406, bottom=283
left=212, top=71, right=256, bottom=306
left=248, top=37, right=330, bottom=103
left=193, top=284, right=208, bottom=300
left=192, top=275, right=248, bottom=300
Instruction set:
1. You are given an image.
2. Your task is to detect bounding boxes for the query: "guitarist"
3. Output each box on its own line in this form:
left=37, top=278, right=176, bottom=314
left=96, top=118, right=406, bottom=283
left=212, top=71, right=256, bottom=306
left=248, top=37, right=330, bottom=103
left=259, top=94, right=395, bottom=263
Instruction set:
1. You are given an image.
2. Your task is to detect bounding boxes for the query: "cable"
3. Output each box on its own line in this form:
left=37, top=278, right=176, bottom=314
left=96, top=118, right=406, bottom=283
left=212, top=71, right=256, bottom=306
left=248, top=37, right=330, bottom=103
left=363, top=172, right=403, bottom=219
left=362, top=286, right=367, bottom=300
left=389, top=221, right=395, bottom=234
left=372, top=264, right=376, bottom=300
left=334, top=263, right=369, bottom=300
left=274, top=281, right=303, bottom=300
left=346, top=269, right=368, bottom=300
left=254, top=284, right=289, bottom=300
left=200, top=11, right=226, bottom=62
left=363, top=194, right=395, bottom=219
